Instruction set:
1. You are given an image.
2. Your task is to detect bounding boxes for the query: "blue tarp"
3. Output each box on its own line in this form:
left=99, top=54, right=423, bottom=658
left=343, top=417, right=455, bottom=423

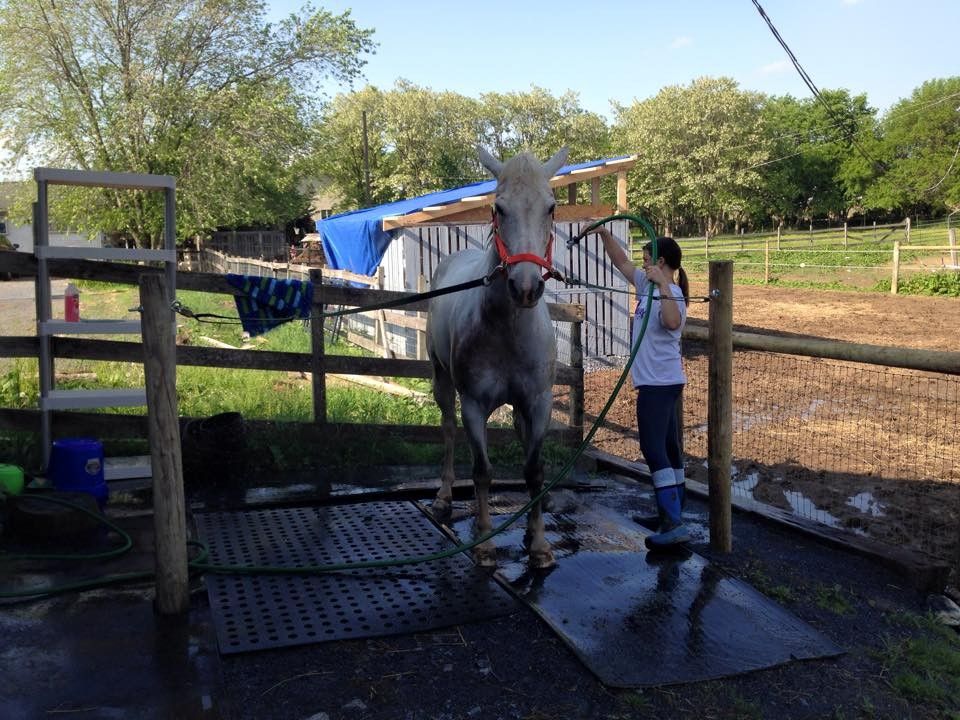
left=316, top=157, right=628, bottom=276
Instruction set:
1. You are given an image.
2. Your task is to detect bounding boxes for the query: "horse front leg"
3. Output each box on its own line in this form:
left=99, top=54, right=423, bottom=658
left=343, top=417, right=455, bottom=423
left=460, top=397, right=496, bottom=567
left=431, top=367, right=457, bottom=518
left=518, top=395, right=555, bottom=569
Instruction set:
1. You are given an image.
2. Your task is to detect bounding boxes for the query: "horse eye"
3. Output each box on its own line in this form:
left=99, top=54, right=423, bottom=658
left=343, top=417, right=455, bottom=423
left=547, top=203, right=556, bottom=216
left=494, top=203, right=505, bottom=217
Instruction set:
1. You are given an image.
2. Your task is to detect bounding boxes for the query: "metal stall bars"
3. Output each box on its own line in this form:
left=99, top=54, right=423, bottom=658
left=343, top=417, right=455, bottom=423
left=33, top=168, right=176, bottom=475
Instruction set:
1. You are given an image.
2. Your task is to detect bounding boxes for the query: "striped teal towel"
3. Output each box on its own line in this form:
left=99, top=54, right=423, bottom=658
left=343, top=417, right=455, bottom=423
left=226, top=274, right=313, bottom=337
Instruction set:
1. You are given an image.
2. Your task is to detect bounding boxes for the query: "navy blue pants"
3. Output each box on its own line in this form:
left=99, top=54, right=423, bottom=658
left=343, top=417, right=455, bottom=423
left=635, top=384, right=684, bottom=473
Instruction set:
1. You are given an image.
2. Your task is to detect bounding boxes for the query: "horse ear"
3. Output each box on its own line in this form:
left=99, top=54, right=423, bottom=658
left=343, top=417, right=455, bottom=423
left=542, top=147, right=569, bottom=178
left=478, top=146, right=503, bottom=178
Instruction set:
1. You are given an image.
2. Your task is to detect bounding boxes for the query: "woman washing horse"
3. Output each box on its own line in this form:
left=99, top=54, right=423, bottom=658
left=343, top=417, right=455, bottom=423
left=580, top=225, right=691, bottom=548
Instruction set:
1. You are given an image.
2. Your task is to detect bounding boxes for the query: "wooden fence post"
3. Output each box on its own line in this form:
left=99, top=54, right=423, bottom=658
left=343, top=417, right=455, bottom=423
left=843, top=221, right=848, bottom=248
left=891, top=241, right=900, bottom=295
left=376, top=266, right=394, bottom=359
left=139, top=273, right=189, bottom=615
left=949, top=228, right=957, bottom=268
left=777, top=222, right=782, bottom=251
left=764, top=236, right=770, bottom=284
left=569, top=318, right=584, bottom=435
left=905, top=216, right=911, bottom=243
left=416, top=274, right=427, bottom=360
left=708, top=260, right=733, bottom=553
left=310, top=268, right=326, bottom=423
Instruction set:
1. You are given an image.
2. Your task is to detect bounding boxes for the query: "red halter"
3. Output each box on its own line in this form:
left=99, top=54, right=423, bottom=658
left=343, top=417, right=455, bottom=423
left=490, top=209, right=562, bottom=281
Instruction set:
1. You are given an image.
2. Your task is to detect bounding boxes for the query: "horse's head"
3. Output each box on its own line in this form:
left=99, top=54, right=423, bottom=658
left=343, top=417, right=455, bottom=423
left=479, top=146, right=569, bottom=307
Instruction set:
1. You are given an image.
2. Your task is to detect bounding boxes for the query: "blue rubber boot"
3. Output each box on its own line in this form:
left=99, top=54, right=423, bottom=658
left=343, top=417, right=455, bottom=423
left=645, top=468, right=690, bottom=549
left=674, top=467, right=686, bottom=510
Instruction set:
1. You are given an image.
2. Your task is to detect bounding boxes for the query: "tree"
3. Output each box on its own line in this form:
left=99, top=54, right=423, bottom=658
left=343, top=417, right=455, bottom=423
left=0, top=0, right=373, bottom=247
left=316, top=81, right=483, bottom=208
left=478, top=87, right=610, bottom=164
left=315, top=83, right=610, bottom=211
left=313, top=86, right=392, bottom=210
left=758, top=90, right=878, bottom=226
left=868, top=77, right=960, bottom=215
left=612, top=77, right=768, bottom=236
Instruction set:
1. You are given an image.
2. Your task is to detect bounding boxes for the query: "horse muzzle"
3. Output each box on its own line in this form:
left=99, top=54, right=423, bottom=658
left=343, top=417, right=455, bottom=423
left=508, top=276, right=545, bottom=307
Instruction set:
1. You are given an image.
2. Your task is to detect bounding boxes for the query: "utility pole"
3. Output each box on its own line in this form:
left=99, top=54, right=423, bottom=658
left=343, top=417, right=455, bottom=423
left=361, top=110, right=371, bottom=206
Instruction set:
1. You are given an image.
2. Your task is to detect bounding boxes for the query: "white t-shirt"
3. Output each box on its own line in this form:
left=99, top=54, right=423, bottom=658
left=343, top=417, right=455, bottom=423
left=630, top=268, right=687, bottom=388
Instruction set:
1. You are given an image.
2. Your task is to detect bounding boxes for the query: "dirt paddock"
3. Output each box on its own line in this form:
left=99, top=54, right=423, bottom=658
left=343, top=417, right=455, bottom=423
left=579, top=282, right=960, bottom=568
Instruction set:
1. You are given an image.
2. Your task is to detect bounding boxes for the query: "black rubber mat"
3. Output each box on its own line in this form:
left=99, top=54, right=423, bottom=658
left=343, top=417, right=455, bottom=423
left=194, top=502, right=517, bottom=655
left=448, top=497, right=844, bottom=688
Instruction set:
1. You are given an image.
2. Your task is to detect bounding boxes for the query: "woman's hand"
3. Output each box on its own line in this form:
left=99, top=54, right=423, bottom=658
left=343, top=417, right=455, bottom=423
left=579, top=223, right=612, bottom=241
left=645, top=263, right=669, bottom=286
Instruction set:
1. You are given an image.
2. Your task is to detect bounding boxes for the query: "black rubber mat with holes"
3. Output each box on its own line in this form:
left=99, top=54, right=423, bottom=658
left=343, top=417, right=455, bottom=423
left=194, top=501, right=517, bottom=655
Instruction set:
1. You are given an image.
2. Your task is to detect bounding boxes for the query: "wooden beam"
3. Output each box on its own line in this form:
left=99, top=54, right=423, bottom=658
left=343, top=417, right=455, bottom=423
left=139, top=273, right=189, bottom=615
left=616, top=171, right=628, bottom=213
left=433, top=203, right=615, bottom=226
left=382, top=157, right=637, bottom=230
left=708, top=261, right=734, bottom=553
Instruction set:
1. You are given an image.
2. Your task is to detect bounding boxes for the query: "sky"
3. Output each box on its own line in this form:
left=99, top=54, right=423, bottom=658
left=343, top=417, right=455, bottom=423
left=268, top=0, right=959, bottom=120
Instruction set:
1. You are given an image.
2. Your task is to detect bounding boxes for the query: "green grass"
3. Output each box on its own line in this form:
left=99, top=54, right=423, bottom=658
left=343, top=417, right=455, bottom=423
left=625, top=221, right=960, bottom=295
left=813, top=583, right=853, bottom=615
left=875, top=611, right=960, bottom=715
left=740, top=560, right=797, bottom=604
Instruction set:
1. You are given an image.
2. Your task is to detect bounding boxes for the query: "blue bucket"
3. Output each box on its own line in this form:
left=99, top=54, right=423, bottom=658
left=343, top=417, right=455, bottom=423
left=49, top=437, right=108, bottom=509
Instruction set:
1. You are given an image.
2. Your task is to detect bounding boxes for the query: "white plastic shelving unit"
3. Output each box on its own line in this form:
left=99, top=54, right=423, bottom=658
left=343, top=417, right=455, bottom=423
left=34, top=167, right=177, bottom=474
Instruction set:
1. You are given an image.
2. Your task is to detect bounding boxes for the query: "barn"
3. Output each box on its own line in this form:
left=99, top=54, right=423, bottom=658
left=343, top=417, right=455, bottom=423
left=316, top=155, right=640, bottom=363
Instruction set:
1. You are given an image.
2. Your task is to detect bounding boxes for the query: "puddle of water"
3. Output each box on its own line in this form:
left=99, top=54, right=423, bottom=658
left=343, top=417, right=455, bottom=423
left=734, top=411, right=776, bottom=432
left=243, top=483, right=317, bottom=503
left=783, top=490, right=866, bottom=536
left=846, top=491, right=886, bottom=517
left=732, top=471, right=760, bottom=497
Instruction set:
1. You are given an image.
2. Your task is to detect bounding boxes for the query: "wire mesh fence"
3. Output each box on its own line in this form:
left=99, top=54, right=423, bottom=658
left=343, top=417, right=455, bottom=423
left=680, top=339, right=960, bottom=575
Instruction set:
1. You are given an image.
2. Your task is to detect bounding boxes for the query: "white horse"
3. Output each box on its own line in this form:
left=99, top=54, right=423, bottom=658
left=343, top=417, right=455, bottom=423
left=427, top=146, right=568, bottom=569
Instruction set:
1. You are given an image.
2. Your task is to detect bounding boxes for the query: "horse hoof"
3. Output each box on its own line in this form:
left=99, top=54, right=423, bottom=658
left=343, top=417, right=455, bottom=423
left=529, top=549, right=556, bottom=570
left=431, top=497, right=451, bottom=517
left=473, top=547, right=497, bottom=568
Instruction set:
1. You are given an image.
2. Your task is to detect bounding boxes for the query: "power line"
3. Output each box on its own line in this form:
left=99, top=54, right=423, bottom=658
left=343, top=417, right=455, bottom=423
left=749, top=0, right=888, bottom=174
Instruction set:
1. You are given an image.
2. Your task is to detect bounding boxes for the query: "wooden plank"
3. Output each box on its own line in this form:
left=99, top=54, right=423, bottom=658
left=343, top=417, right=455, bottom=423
left=426, top=203, right=616, bottom=225
left=35, top=246, right=174, bottom=262
left=682, top=319, right=960, bottom=375
left=0, top=251, right=38, bottom=276
left=310, top=269, right=326, bottom=424
left=0, top=336, right=39, bottom=358
left=569, top=320, right=584, bottom=431
left=381, top=309, right=427, bottom=332
left=381, top=159, right=637, bottom=230
left=139, top=273, right=189, bottom=614
left=708, top=260, right=733, bottom=553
